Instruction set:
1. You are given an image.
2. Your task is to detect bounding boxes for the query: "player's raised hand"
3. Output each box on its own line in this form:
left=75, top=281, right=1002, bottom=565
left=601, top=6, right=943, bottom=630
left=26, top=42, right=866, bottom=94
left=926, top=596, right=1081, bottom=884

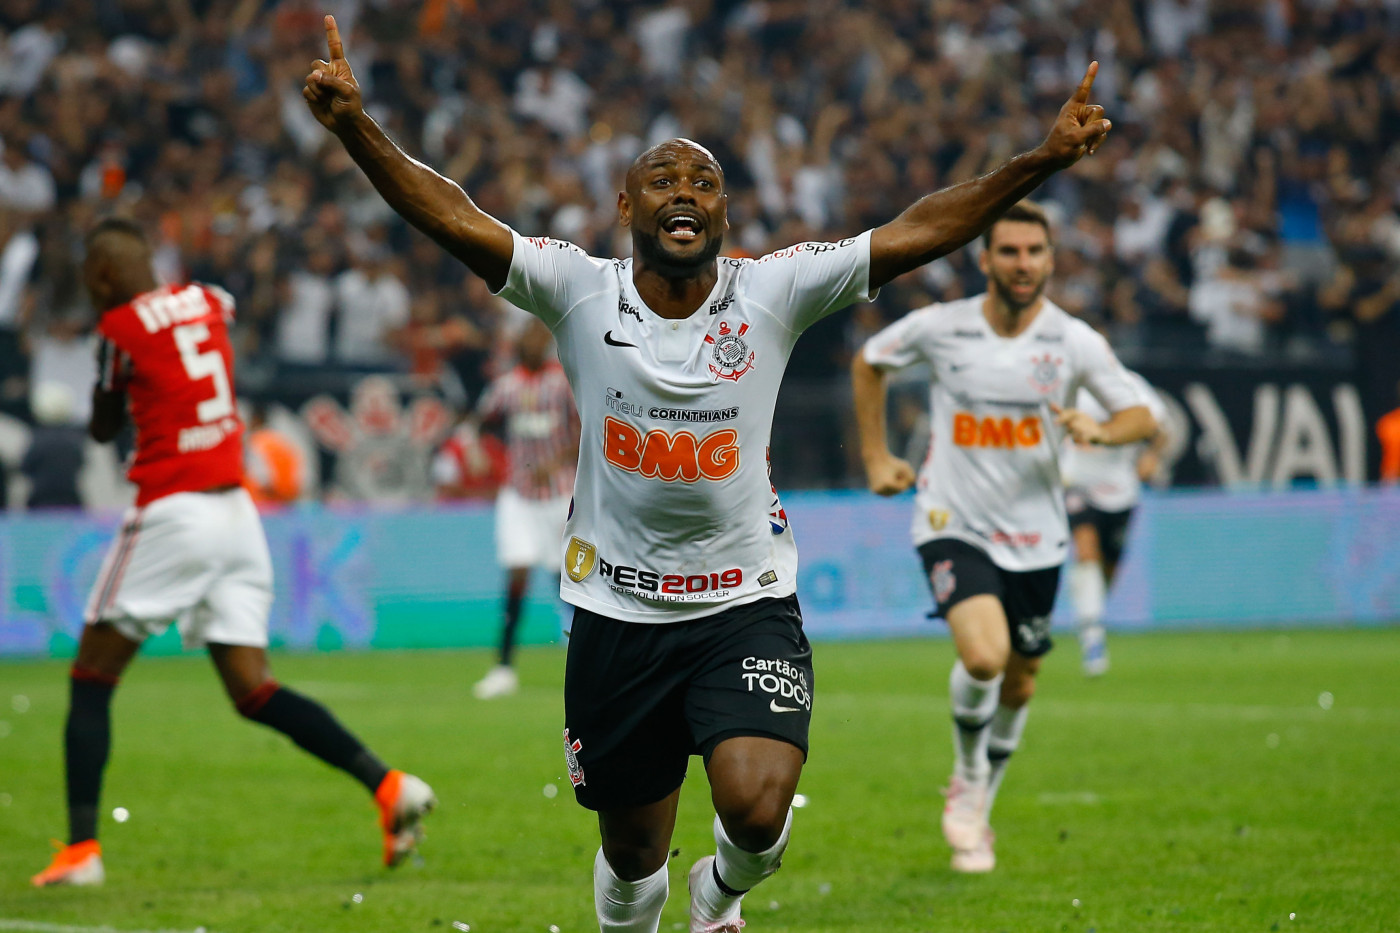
left=865, top=452, right=917, bottom=497
left=303, top=15, right=363, bottom=132
left=1038, top=62, right=1113, bottom=170
left=1050, top=402, right=1106, bottom=445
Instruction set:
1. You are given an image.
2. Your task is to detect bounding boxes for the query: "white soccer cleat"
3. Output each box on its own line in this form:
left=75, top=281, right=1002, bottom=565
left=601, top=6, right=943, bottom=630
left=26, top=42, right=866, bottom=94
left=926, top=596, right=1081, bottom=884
left=375, top=770, right=437, bottom=867
left=688, top=855, right=746, bottom=932
left=472, top=665, right=519, bottom=700
left=941, top=774, right=989, bottom=852
left=32, top=840, right=105, bottom=887
left=1080, top=626, right=1110, bottom=677
left=950, top=826, right=996, bottom=874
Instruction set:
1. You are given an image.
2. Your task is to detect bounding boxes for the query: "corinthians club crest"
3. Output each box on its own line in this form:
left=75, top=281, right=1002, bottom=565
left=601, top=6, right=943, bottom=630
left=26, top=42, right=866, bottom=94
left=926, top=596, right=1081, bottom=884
left=705, top=321, right=755, bottom=382
left=1027, top=352, right=1063, bottom=395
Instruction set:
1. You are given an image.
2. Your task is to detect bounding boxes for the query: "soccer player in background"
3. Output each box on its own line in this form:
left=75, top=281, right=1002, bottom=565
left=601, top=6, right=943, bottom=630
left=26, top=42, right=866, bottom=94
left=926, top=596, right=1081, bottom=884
left=851, top=202, right=1156, bottom=873
left=1061, top=369, right=1168, bottom=675
left=31, top=219, right=435, bottom=888
left=470, top=317, right=579, bottom=700
left=305, top=16, right=1110, bottom=930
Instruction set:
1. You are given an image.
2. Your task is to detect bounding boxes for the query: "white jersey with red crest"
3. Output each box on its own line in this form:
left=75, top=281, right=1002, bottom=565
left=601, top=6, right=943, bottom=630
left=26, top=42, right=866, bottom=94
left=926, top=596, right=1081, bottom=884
left=96, top=283, right=244, bottom=505
left=862, top=294, right=1147, bottom=571
left=496, top=229, right=876, bottom=623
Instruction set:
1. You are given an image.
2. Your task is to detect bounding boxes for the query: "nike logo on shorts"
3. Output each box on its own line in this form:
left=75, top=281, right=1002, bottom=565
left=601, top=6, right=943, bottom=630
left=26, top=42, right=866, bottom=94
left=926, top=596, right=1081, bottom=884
left=604, top=330, right=638, bottom=348
left=769, top=699, right=802, bottom=713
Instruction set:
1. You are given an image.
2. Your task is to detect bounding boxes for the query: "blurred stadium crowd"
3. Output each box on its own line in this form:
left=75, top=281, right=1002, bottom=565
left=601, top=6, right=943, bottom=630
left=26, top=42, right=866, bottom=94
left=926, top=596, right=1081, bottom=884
left=0, top=0, right=1397, bottom=503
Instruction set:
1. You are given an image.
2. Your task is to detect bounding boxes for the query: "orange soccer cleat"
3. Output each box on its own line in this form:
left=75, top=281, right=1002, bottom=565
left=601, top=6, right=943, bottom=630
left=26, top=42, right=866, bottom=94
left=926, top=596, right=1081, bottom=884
left=32, top=839, right=105, bottom=887
left=374, top=770, right=436, bottom=867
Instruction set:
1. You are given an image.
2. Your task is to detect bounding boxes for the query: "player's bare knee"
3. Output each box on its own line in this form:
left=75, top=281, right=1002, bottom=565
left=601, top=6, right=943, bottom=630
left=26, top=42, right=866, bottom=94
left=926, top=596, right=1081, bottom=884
left=961, top=649, right=1007, bottom=681
left=716, top=792, right=789, bottom=851
left=601, top=839, right=668, bottom=881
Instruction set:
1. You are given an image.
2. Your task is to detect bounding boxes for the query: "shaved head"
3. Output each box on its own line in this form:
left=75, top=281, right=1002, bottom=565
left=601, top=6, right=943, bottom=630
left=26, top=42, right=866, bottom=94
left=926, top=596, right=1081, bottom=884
left=625, top=138, right=725, bottom=198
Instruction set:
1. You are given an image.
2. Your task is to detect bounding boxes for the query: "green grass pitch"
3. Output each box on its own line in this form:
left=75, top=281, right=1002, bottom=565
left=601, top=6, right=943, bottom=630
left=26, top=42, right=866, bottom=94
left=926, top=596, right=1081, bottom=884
left=0, top=628, right=1396, bottom=932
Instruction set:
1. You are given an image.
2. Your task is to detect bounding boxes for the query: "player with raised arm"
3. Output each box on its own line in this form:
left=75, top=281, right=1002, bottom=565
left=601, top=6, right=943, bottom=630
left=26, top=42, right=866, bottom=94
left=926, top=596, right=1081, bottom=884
left=1061, top=369, right=1169, bottom=676
left=851, top=201, right=1156, bottom=873
left=31, top=218, right=435, bottom=888
left=305, top=17, right=1110, bottom=930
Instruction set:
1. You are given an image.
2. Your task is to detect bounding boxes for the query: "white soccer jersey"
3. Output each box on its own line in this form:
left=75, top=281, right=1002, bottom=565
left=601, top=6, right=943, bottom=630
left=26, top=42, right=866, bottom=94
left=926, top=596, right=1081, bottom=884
left=862, top=294, right=1147, bottom=572
left=1060, top=370, right=1167, bottom=512
left=497, top=229, right=876, bottom=622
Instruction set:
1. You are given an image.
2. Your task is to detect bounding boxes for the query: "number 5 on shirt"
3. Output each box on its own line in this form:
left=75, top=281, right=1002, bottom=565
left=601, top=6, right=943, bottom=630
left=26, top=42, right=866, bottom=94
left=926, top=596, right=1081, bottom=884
left=173, top=321, right=233, bottom=423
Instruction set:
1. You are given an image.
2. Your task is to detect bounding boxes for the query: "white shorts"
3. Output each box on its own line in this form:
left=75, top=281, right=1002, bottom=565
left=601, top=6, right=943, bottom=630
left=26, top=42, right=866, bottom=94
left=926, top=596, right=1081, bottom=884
left=85, top=487, right=273, bottom=649
left=494, top=488, right=570, bottom=571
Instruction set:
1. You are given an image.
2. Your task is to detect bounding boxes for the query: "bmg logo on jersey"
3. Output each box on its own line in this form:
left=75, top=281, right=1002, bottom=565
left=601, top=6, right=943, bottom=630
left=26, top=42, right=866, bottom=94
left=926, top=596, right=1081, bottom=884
left=952, top=413, right=1043, bottom=449
left=741, top=657, right=811, bottom=712
left=604, top=416, right=739, bottom=482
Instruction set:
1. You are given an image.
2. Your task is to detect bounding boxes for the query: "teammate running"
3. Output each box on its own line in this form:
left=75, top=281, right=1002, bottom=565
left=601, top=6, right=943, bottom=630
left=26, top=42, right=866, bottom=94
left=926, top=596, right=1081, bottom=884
left=31, top=218, right=435, bottom=888
left=852, top=201, right=1156, bottom=874
left=1061, top=369, right=1168, bottom=675
left=305, top=17, right=1111, bottom=931
left=470, top=318, right=579, bottom=700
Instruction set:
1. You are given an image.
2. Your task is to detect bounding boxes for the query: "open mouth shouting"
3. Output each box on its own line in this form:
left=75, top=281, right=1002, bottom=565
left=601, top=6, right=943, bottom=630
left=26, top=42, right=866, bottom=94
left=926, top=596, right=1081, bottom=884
left=661, top=211, right=704, bottom=243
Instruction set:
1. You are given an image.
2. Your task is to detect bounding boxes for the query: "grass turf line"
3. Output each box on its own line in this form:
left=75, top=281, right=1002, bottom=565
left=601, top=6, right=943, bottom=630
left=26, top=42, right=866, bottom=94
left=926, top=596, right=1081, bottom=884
left=0, top=628, right=1396, bottom=932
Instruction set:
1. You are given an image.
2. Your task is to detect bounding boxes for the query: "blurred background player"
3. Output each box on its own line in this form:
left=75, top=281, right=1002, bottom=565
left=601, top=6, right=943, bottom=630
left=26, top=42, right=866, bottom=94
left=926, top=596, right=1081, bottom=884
left=470, top=317, right=578, bottom=700
left=32, top=218, right=434, bottom=888
left=1061, top=369, right=1170, bottom=675
left=852, top=202, right=1156, bottom=873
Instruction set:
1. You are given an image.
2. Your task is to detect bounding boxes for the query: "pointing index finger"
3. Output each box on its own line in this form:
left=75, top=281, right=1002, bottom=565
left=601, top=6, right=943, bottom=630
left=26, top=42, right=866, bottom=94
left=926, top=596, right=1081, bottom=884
left=1071, top=61, right=1099, bottom=104
left=325, top=14, right=345, bottom=62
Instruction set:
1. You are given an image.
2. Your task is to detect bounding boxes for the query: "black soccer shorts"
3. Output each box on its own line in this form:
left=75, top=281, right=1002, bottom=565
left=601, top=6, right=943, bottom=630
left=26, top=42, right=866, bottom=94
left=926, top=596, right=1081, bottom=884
left=1066, top=493, right=1135, bottom=568
left=917, top=538, right=1061, bottom=658
left=562, top=594, right=812, bottom=812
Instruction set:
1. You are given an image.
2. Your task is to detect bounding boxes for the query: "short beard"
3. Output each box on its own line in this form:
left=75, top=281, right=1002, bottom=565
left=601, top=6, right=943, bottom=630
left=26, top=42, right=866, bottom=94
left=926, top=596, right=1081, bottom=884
left=632, top=228, right=724, bottom=277
left=990, top=274, right=1046, bottom=313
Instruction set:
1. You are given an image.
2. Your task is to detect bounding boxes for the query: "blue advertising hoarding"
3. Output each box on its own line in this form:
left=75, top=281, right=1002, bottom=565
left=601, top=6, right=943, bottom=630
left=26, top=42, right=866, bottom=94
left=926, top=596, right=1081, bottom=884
left=1, top=488, right=1397, bottom=658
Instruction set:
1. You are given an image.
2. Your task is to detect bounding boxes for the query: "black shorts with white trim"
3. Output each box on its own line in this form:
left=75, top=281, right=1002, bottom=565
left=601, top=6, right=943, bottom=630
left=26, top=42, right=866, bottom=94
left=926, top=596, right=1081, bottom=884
left=1066, top=495, right=1135, bottom=568
left=917, top=538, right=1061, bottom=658
left=562, top=595, right=811, bottom=811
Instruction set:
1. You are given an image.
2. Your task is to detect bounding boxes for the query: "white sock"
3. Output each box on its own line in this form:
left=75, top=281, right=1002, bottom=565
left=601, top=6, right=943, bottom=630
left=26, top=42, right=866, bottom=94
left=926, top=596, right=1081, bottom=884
left=1069, top=560, right=1106, bottom=632
left=985, top=703, right=1029, bottom=819
left=949, top=660, right=1003, bottom=784
left=692, top=809, right=793, bottom=921
left=594, top=848, right=669, bottom=933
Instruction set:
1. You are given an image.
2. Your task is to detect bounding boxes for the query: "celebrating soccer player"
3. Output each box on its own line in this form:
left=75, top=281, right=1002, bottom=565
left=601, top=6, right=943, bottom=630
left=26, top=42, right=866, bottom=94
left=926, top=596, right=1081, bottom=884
left=851, top=201, right=1157, bottom=873
left=32, top=219, right=435, bottom=888
left=306, top=16, right=1110, bottom=930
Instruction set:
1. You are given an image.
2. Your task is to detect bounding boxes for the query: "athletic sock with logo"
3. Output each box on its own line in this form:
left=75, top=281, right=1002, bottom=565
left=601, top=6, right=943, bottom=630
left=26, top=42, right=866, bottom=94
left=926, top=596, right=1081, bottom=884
left=237, top=682, right=389, bottom=793
left=66, top=667, right=119, bottom=844
left=985, top=703, right=1030, bottom=819
left=693, top=808, right=793, bottom=921
left=1069, top=560, right=1106, bottom=634
left=950, top=660, right=1003, bottom=784
left=594, top=848, right=669, bottom=933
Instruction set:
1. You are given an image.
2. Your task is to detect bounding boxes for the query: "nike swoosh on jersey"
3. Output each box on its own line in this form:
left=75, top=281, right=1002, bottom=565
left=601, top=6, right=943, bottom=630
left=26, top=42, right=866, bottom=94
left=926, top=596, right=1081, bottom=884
left=604, top=330, right=638, bottom=348
left=769, top=699, right=802, bottom=713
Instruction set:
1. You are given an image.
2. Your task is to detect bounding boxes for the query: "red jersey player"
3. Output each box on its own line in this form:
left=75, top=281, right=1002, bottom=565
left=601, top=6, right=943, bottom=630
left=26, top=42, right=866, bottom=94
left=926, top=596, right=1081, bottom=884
left=32, top=218, right=435, bottom=887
